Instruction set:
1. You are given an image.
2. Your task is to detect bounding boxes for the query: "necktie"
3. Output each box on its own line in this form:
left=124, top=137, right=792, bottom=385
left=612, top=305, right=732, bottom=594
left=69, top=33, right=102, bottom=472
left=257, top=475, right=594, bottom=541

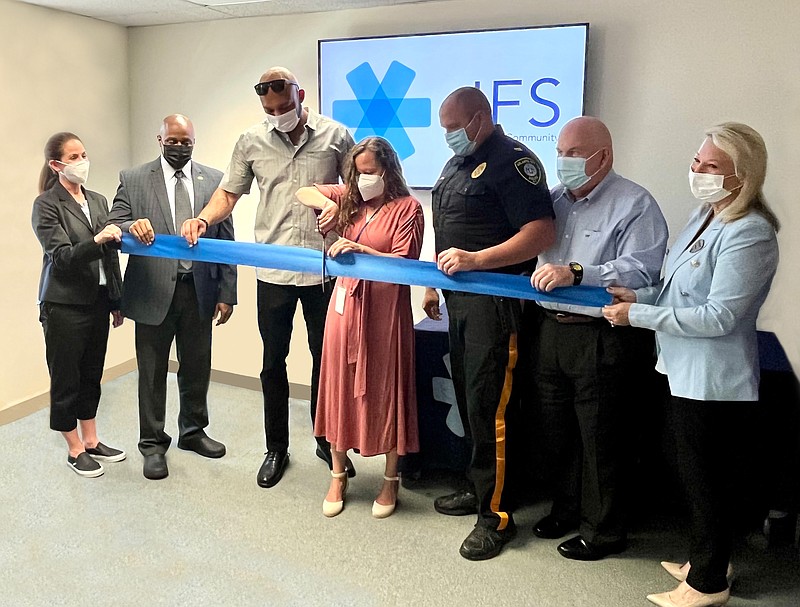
left=174, top=169, right=192, bottom=272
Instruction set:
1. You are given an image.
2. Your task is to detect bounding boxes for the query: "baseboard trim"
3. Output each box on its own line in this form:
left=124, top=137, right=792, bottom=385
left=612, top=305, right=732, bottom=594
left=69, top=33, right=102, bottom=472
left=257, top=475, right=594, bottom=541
left=0, top=358, right=139, bottom=427
left=3, top=359, right=310, bottom=427
left=165, top=361, right=312, bottom=400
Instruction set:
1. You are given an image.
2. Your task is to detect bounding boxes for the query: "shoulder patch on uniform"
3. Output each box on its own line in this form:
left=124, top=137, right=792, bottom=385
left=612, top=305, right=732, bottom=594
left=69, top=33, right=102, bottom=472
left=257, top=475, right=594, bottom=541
left=514, top=157, right=543, bottom=185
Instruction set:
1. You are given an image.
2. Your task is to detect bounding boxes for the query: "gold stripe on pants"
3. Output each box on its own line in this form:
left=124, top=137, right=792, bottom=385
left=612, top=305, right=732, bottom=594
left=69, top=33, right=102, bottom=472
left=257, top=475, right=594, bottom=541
left=490, top=332, right=517, bottom=531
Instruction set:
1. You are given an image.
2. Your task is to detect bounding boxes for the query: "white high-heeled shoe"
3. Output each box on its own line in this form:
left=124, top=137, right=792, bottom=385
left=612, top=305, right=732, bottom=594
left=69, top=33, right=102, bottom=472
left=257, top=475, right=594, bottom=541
left=372, top=475, right=399, bottom=519
left=647, top=581, right=730, bottom=607
left=322, top=470, right=348, bottom=518
left=661, top=561, right=735, bottom=585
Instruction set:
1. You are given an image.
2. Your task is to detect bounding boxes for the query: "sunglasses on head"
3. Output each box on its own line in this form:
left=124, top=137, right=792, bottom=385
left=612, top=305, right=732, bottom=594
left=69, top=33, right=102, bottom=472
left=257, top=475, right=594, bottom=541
left=254, top=79, right=298, bottom=96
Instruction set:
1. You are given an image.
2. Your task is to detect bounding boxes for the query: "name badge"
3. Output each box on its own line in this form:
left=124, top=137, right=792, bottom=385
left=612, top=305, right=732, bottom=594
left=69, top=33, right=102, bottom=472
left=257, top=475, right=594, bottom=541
left=334, top=286, right=346, bottom=315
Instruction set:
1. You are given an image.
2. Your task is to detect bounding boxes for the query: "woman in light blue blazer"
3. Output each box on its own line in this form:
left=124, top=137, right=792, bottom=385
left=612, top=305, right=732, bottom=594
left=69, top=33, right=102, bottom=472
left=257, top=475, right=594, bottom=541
left=603, top=122, right=780, bottom=607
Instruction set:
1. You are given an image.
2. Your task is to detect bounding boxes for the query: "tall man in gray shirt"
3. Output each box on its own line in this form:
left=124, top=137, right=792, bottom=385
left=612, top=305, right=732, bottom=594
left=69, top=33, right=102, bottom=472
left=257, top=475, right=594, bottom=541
left=181, top=67, right=355, bottom=488
left=530, top=116, right=669, bottom=561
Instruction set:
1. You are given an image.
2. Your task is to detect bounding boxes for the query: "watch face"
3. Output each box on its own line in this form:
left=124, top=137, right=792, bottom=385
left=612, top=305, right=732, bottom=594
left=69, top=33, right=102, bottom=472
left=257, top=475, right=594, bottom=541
left=571, top=262, right=583, bottom=272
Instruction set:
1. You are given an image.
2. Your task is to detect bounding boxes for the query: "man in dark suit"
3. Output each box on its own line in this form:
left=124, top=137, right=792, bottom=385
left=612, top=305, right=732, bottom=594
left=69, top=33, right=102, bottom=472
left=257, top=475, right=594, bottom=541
left=107, top=114, right=237, bottom=480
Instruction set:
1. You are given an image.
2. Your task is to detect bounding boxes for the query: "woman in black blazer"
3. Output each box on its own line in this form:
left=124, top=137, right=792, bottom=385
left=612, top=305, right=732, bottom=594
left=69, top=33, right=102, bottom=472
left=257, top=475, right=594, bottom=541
left=33, top=132, right=126, bottom=478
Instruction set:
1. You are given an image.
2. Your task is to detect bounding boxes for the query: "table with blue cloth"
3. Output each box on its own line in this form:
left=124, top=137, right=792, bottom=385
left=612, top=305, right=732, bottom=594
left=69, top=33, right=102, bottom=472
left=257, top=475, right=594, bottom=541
left=400, top=303, right=471, bottom=477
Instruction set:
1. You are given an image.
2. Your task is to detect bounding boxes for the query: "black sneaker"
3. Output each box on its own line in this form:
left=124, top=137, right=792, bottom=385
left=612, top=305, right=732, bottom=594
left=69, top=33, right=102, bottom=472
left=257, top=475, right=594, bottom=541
left=459, top=522, right=518, bottom=561
left=85, top=442, right=126, bottom=463
left=434, top=489, right=478, bottom=516
left=67, top=452, right=104, bottom=478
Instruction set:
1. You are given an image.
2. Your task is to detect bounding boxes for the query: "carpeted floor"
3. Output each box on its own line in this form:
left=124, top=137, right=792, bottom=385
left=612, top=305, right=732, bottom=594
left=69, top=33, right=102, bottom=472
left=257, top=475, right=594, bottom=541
left=1, top=372, right=798, bottom=607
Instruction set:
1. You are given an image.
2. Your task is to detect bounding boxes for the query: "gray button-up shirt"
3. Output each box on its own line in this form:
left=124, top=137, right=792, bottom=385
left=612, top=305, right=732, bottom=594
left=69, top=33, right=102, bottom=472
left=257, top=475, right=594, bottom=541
left=220, top=109, right=355, bottom=285
left=538, top=170, right=669, bottom=316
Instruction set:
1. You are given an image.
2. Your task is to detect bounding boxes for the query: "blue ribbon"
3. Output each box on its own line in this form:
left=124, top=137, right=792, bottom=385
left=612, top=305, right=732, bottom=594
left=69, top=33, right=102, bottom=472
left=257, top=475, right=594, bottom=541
left=121, top=234, right=611, bottom=307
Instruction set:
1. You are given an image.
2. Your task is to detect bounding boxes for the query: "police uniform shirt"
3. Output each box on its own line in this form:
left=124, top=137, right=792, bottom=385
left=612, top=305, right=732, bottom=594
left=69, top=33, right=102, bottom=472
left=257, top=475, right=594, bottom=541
left=432, top=125, right=554, bottom=274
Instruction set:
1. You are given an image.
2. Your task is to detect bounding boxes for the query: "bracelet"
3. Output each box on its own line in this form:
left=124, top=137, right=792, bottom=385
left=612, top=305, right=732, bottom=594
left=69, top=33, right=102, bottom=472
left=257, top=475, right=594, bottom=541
left=196, top=217, right=209, bottom=229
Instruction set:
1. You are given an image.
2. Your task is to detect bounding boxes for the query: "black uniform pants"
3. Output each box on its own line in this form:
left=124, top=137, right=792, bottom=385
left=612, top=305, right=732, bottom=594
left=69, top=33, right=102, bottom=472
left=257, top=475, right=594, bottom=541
left=257, top=280, right=332, bottom=453
left=534, top=312, right=645, bottom=545
left=444, top=291, right=521, bottom=531
left=135, top=276, right=212, bottom=456
left=40, top=289, right=111, bottom=432
left=671, top=396, right=755, bottom=594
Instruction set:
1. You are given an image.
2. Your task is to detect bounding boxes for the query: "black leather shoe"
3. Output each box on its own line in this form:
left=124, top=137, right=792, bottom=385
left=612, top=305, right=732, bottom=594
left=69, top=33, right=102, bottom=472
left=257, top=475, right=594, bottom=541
left=257, top=451, right=289, bottom=488
left=557, top=535, right=626, bottom=561
left=178, top=434, right=226, bottom=459
left=143, top=453, right=168, bottom=480
left=315, top=445, right=356, bottom=478
left=533, top=514, right=577, bottom=539
left=459, top=522, right=518, bottom=561
left=434, top=489, right=478, bottom=516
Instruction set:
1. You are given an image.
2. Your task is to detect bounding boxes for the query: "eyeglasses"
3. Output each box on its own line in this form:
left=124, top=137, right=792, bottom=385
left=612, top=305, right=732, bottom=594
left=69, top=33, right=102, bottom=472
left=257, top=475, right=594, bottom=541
left=254, top=79, right=299, bottom=96
left=162, top=139, right=193, bottom=148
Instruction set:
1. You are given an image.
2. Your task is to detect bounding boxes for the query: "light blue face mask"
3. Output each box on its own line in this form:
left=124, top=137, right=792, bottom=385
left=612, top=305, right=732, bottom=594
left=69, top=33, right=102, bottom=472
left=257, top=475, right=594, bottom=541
left=556, top=148, right=602, bottom=190
left=445, top=114, right=479, bottom=157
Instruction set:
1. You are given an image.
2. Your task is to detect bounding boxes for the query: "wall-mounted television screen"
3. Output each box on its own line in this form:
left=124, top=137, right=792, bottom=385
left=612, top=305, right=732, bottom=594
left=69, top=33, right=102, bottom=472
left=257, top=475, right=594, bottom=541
left=319, top=23, right=588, bottom=189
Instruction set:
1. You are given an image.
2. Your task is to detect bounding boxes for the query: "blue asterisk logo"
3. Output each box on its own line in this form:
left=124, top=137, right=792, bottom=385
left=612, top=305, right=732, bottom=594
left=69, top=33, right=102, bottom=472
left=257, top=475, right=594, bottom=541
left=332, top=61, right=431, bottom=160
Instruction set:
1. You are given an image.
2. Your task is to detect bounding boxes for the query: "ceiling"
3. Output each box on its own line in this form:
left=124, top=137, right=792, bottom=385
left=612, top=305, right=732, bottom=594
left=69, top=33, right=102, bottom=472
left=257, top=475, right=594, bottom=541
left=15, top=0, right=440, bottom=27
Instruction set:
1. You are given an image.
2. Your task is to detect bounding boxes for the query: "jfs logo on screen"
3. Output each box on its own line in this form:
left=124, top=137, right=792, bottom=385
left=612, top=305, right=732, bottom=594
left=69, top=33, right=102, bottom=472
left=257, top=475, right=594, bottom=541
left=320, top=25, right=588, bottom=188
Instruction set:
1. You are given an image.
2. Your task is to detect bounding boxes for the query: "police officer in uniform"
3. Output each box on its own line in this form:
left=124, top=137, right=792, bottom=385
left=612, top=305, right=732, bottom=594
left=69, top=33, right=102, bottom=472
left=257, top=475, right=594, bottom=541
left=422, top=87, right=555, bottom=560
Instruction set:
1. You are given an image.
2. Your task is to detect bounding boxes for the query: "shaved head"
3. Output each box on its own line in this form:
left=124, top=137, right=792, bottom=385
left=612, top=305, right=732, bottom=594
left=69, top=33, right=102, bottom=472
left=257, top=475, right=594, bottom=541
left=556, top=116, right=614, bottom=196
left=439, top=87, right=494, bottom=151
left=255, top=65, right=306, bottom=131
left=260, top=66, right=299, bottom=86
left=558, top=116, right=613, bottom=153
left=159, top=114, right=195, bottom=141
left=441, top=87, right=492, bottom=120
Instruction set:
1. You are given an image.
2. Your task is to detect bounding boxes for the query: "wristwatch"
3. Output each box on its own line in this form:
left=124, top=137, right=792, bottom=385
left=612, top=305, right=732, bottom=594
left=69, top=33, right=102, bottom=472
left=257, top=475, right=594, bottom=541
left=569, top=262, right=583, bottom=286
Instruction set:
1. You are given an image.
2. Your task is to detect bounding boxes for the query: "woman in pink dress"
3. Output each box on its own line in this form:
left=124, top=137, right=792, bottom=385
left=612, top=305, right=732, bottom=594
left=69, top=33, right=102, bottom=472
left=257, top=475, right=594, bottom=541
left=295, top=136, right=423, bottom=519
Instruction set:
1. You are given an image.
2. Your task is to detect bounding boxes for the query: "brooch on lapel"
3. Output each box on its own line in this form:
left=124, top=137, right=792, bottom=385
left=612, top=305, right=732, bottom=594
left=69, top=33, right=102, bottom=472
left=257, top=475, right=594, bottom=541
left=689, top=239, right=704, bottom=253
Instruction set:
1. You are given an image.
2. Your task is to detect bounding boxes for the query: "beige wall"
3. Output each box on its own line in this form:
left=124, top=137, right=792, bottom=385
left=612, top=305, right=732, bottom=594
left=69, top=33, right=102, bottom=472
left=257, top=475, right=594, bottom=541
left=0, top=0, right=132, bottom=411
left=128, top=0, right=800, bottom=382
left=3, top=0, right=798, bottom=412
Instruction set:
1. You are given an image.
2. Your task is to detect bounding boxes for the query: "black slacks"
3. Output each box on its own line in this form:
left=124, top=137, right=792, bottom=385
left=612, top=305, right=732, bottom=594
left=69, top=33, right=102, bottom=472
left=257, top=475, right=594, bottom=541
left=444, top=291, right=521, bottom=531
left=670, top=396, right=756, bottom=594
left=534, top=313, right=651, bottom=545
left=40, top=288, right=111, bottom=432
left=256, top=280, right=332, bottom=453
left=135, top=277, right=212, bottom=456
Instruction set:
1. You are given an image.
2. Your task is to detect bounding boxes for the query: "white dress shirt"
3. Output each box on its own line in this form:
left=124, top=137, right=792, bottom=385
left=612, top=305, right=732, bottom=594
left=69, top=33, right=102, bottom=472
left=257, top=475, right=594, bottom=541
left=160, top=155, right=195, bottom=228
left=77, top=198, right=107, bottom=286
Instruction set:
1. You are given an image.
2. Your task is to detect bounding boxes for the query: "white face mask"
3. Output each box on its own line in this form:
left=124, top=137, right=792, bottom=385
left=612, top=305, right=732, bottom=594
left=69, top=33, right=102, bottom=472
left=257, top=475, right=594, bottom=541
left=266, top=106, right=301, bottom=133
left=56, top=158, right=90, bottom=185
left=688, top=170, right=739, bottom=204
left=357, top=173, right=385, bottom=202
left=556, top=149, right=602, bottom=190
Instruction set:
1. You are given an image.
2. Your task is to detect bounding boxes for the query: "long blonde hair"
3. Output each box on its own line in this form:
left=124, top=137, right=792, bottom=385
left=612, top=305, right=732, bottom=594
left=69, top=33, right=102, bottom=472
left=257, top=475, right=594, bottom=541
left=706, top=122, right=780, bottom=232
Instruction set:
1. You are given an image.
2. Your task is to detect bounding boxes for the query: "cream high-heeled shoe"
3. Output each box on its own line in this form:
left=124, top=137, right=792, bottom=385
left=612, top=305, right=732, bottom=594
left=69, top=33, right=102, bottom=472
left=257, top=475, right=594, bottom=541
left=372, top=475, right=399, bottom=519
left=647, top=581, right=730, bottom=607
left=322, top=470, right=348, bottom=517
left=660, top=562, right=735, bottom=585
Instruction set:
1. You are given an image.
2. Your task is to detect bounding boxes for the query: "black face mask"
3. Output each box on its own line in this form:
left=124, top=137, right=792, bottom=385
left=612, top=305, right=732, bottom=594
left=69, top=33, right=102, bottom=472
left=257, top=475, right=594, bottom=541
left=162, top=144, right=193, bottom=170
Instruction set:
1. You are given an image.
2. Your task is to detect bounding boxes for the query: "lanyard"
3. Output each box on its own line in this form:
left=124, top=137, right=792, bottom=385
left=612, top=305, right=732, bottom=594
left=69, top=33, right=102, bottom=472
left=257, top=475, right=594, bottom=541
left=353, top=204, right=384, bottom=243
